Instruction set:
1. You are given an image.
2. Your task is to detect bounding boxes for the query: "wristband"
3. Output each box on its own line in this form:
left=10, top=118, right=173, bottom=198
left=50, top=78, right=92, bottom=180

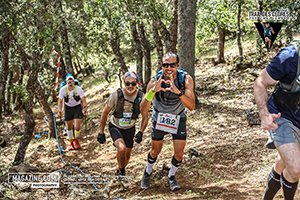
left=145, top=89, right=156, bottom=102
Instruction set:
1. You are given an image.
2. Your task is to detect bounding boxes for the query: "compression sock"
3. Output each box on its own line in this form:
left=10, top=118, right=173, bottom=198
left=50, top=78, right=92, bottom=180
left=168, top=156, right=182, bottom=178
left=146, top=153, right=157, bottom=175
left=67, top=129, right=74, bottom=139
left=281, top=173, right=298, bottom=200
left=263, top=168, right=281, bottom=200
left=74, top=130, right=80, bottom=138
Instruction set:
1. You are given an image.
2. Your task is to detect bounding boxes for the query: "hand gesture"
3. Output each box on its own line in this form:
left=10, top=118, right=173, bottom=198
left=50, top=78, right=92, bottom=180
left=260, top=112, right=281, bottom=130
left=152, top=76, right=167, bottom=92
left=165, top=74, right=181, bottom=95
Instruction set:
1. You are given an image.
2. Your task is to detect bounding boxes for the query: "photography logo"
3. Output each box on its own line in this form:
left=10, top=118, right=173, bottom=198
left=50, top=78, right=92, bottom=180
left=8, top=172, right=60, bottom=188
left=249, top=10, right=289, bottom=21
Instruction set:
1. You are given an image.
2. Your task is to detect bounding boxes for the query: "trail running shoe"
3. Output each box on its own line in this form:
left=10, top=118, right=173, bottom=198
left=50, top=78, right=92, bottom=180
left=73, top=139, right=81, bottom=149
left=67, top=141, right=75, bottom=151
left=116, top=169, right=126, bottom=181
left=168, top=176, right=181, bottom=191
left=141, top=170, right=151, bottom=189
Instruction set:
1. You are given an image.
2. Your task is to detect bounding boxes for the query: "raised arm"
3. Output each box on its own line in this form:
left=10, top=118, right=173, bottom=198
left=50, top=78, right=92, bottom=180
left=180, top=75, right=195, bottom=111
left=139, top=94, right=149, bottom=133
left=140, top=78, right=157, bottom=114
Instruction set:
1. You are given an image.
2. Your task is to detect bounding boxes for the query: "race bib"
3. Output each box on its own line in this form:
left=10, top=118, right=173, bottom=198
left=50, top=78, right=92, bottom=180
left=119, top=113, right=132, bottom=127
left=155, top=113, right=180, bottom=134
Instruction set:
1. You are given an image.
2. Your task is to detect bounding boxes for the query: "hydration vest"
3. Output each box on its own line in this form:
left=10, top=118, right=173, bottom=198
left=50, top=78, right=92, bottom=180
left=112, top=88, right=144, bottom=119
left=273, top=40, right=300, bottom=109
left=64, top=85, right=81, bottom=103
left=154, top=69, right=187, bottom=102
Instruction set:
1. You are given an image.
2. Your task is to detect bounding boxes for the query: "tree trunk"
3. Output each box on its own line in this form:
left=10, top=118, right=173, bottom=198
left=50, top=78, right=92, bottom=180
left=110, top=30, right=128, bottom=75
left=177, top=0, right=198, bottom=107
left=285, top=25, right=293, bottom=43
left=256, top=0, right=263, bottom=59
left=129, top=19, right=143, bottom=84
left=152, top=20, right=164, bottom=71
left=139, top=22, right=151, bottom=87
left=74, top=54, right=82, bottom=74
left=168, top=0, right=178, bottom=52
left=60, top=57, right=67, bottom=77
left=0, top=28, right=10, bottom=120
left=217, top=28, right=226, bottom=64
left=13, top=94, right=35, bottom=165
left=237, top=0, right=243, bottom=63
left=35, top=52, right=55, bottom=138
left=56, top=0, right=73, bottom=74
left=35, top=81, right=55, bottom=138
left=13, top=51, right=39, bottom=165
left=177, top=0, right=196, bottom=80
left=258, top=0, right=263, bottom=12
left=156, top=0, right=178, bottom=53
left=5, top=70, right=13, bottom=115
left=13, top=66, right=24, bottom=111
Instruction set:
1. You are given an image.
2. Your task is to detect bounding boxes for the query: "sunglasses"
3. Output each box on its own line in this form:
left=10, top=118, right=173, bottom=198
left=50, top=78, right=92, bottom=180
left=162, top=63, right=177, bottom=68
left=125, top=81, right=137, bottom=86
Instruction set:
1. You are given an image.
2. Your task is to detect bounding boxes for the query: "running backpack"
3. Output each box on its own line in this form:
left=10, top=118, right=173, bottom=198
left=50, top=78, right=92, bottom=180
left=113, top=88, right=144, bottom=119
left=273, top=40, right=300, bottom=109
left=59, top=74, right=81, bottom=103
left=155, top=68, right=187, bottom=90
left=154, top=68, right=187, bottom=102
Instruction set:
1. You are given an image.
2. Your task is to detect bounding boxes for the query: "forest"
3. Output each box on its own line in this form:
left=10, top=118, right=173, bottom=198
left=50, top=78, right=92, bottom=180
left=0, top=0, right=299, bottom=199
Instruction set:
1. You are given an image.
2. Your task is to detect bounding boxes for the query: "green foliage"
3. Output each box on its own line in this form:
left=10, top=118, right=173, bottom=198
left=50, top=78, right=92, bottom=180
left=195, top=0, right=256, bottom=56
left=12, top=84, right=29, bottom=103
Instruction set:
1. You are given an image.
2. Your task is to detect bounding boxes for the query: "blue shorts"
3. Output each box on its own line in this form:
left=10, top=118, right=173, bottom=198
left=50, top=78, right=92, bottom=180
left=269, top=117, right=300, bottom=147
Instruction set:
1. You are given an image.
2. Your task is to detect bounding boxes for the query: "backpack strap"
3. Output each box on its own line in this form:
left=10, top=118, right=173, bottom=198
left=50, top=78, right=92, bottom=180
left=113, top=88, right=124, bottom=118
left=280, top=41, right=300, bottom=91
left=155, top=70, right=164, bottom=80
left=176, top=68, right=187, bottom=91
left=131, top=90, right=143, bottom=119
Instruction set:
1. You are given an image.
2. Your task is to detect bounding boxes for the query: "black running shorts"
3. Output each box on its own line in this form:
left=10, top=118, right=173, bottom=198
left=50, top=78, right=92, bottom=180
left=109, top=122, right=135, bottom=148
left=64, top=104, right=84, bottom=121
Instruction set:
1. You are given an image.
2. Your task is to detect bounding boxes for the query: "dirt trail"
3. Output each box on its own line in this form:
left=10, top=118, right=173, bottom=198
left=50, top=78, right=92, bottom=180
left=2, top=50, right=300, bottom=199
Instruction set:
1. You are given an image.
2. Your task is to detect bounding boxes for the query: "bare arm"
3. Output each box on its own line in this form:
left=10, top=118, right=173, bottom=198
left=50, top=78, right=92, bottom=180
left=81, top=96, right=88, bottom=115
left=271, top=27, right=275, bottom=34
left=139, top=94, right=149, bottom=133
left=179, top=75, right=196, bottom=111
left=254, top=69, right=281, bottom=130
left=99, top=104, right=112, bottom=134
left=140, top=78, right=157, bottom=114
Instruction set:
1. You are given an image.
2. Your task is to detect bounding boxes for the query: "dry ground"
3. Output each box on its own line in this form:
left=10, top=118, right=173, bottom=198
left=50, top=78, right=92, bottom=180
left=1, top=46, right=300, bottom=200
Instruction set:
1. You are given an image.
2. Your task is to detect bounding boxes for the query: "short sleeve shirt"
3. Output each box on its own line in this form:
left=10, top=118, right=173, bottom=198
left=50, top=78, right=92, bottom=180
left=106, top=89, right=138, bottom=129
left=266, top=45, right=300, bottom=128
left=58, top=85, right=85, bottom=107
